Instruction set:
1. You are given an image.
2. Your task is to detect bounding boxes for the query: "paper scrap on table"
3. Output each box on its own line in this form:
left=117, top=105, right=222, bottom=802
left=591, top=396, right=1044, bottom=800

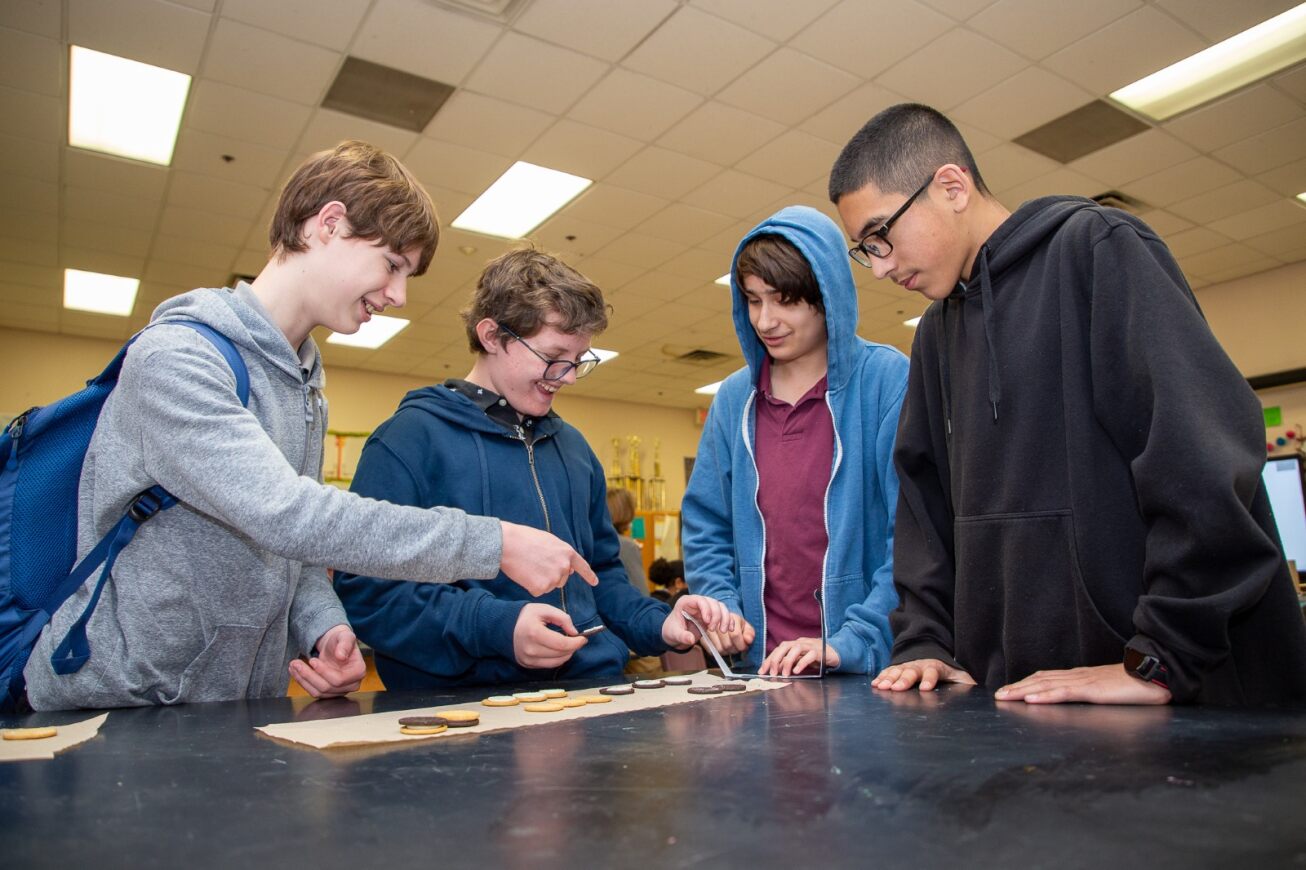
left=256, top=670, right=788, bottom=751
left=0, top=713, right=109, bottom=762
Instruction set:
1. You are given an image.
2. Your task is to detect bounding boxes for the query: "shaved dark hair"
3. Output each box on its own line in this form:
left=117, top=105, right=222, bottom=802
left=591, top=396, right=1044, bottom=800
left=828, top=103, right=991, bottom=203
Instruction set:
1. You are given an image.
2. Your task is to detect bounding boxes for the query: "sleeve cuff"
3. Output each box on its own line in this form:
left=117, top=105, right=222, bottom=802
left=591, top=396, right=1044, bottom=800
left=470, top=596, right=529, bottom=661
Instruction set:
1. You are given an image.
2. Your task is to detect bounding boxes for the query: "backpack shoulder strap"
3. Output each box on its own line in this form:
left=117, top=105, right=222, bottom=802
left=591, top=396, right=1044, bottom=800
left=165, top=321, right=250, bottom=407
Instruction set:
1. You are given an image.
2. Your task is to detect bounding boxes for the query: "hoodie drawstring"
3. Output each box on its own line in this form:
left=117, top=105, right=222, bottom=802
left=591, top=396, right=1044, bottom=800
left=976, top=248, right=1002, bottom=422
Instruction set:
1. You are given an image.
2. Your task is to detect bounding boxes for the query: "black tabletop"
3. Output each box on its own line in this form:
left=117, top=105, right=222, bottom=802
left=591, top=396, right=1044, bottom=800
left=4, top=678, right=1304, bottom=869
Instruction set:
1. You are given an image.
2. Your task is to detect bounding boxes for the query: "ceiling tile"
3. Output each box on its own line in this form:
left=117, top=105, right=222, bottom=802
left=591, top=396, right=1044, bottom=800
left=514, top=0, right=677, bottom=62
left=975, top=142, right=1060, bottom=192
left=63, top=186, right=161, bottom=231
left=0, top=27, right=60, bottom=97
left=659, top=246, right=734, bottom=282
left=218, top=0, right=369, bottom=52
left=657, top=101, right=784, bottom=167
left=605, top=147, right=722, bottom=199
left=170, top=128, right=290, bottom=190
left=61, top=219, right=152, bottom=259
left=595, top=231, right=688, bottom=268
left=423, top=90, right=554, bottom=157
left=299, top=109, right=419, bottom=159
left=968, top=0, right=1142, bottom=60
left=1041, top=6, right=1207, bottom=95
left=465, top=33, right=608, bottom=116
left=401, top=138, right=512, bottom=198
left=1124, top=156, right=1242, bottom=207
left=527, top=214, right=625, bottom=259
left=0, top=132, right=57, bottom=182
left=0, top=210, right=56, bottom=244
left=62, top=245, right=145, bottom=278
left=736, top=130, right=841, bottom=188
left=917, top=0, right=1001, bottom=19
left=203, top=18, right=342, bottom=105
left=1163, top=85, right=1304, bottom=153
left=1164, top=225, right=1235, bottom=258
left=0, top=85, right=62, bottom=143
left=1069, top=129, right=1198, bottom=188
left=0, top=235, right=56, bottom=268
left=622, top=6, right=775, bottom=97
left=571, top=256, right=646, bottom=291
left=560, top=184, right=669, bottom=232
left=68, top=0, right=210, bottom=74
left=160, top=206, right=256, bottom=248
left=950, top=68, right=1095, bottom=141
left=1177, top=242, right=1266, bottom=277
left=167, top=171, right=271, bottom=220
left=185, top=81, right=313, bottom=151
left=352, top=0, right=499, bottom=86
left=1168, top=179, right=1282, bottom=224
left=65, top=149, right=169, bottom=201
left=800, top=81, right=908, bottom=146
left=1152, top=0, right=1300, bottom=42
left=569, top=68, right=702, bottom=141
left=1243, top=222, right=1306, bottom=258
left=690, top=0, right=837, bottom=42
left=996, top=167, right=1105, bottom=207
left=680, top=169, right=792, bottom=220
left=520, top=120, right=644, bottom=181
left=876, top=28, right=1026, bottom=111
left=0, top=0, right=61, bottom=39
left=1256, top=157, right=1306, bottom=197
left=635, top=204, right=736, bottom=247
left=1135, top=209, right=1195, bottom=237
left=792, top=0, right=953, bottom=79
left=1208, top=199, right=1306, bottom=242
left=1273, top=65, right=1306, bottom=103
left=716, top=48, right=858, bottom=127
left=1213, top=118, right=1306, bottom=175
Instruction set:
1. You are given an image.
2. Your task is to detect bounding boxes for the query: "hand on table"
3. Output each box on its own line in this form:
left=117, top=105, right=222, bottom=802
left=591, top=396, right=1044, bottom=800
left=759, top=637, right=840, bottom=676
left=513, top=603, right=587, bottom=669
left=290, top=624, right=366, bottom=698
left=661, top=595, right=735, bottom=647
left=499, top=521, right=599, bottom=597
left=995, top=664, right=1171, bottom=705
left=872, top=658, right=976, bottom=692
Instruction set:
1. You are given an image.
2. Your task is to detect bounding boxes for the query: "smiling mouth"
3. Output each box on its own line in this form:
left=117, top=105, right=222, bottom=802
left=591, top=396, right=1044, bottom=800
left=538, top=381, right=559, bottom=395
left=363, top=300, right=381, bottom=316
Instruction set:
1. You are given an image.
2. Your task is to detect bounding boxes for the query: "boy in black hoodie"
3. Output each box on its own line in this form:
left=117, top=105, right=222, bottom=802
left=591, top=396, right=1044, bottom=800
left=828, top=103, right=1306, bottom=706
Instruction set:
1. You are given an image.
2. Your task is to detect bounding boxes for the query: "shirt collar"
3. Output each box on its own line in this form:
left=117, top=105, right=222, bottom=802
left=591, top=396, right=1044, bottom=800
left=441, top=378, right=551, bottom=434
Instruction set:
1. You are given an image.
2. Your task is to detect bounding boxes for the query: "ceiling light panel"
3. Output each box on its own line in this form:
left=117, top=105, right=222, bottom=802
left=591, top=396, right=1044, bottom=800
left=327, top=314, right=410, bottom=349
left=451, top=161, right=592, bottom=239
left=68, top=46, right=191, bottom=166
left=63, top=269, right=140, bottom=316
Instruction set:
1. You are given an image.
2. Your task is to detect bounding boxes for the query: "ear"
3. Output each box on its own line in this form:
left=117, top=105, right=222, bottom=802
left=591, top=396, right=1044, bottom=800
left=934, top=164, right=973, bottom=213
left=474, top=318, right=502, bottom=355
left=305, top=200, right=349, bottom=243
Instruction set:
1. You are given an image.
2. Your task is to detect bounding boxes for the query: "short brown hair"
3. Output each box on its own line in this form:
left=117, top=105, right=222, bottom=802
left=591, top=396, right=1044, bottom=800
left=269, top=140, right=439, bottom=276
left=734, top=234, right=824, bottom=313
left=462, top=248, right=610, bottom=353
left=606, top=487, right=636, bottom=534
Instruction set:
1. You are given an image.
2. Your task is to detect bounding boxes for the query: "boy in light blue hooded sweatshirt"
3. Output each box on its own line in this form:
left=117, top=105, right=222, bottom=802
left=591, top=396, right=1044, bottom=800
left=682, top=206, right=908, bottom=676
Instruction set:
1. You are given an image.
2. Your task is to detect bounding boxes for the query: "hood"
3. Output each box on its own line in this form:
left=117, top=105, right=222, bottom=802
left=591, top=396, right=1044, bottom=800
left=149, top=282, right=324, bottom=389
left=729, top=205, right=861, bottom=392
left=396, top=382, right=563, bottom=439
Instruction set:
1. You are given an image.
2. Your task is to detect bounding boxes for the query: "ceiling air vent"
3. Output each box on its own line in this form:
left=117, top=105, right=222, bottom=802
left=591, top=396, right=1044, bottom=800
left=665, top=347, right=731, bottom=365
left=323, top=57, right=455, bottom=132
left=1014, top=100, right=1150, bottom=164
left=1091, top=190, right=1149, bottom=214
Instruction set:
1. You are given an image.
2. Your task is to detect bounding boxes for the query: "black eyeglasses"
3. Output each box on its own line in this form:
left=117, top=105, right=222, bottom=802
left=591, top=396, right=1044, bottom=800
left=848, top=175, right=935, bottom=267
left=496, top=322, right=601, bottom=381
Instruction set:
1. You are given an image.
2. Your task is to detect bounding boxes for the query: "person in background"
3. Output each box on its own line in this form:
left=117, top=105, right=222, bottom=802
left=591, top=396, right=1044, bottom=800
left=606, top=487, right=648, bottom=595
left=648, top=558, right=688, bottom=604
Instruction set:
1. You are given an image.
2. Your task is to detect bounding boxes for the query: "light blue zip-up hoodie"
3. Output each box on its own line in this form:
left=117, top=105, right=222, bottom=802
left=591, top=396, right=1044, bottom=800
left=682, top=206, right=908, bottom=674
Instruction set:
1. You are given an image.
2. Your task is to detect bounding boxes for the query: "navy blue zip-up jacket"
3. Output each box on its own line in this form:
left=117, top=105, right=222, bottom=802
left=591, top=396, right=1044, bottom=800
left=334, top=385, right=671, bottom=689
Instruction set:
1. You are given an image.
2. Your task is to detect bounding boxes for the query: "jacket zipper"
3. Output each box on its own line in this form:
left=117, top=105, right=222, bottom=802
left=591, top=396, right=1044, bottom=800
left=819, top=392, right=841, bottom=665
left=741, top=390, right=767, bottom=662
left=514, top=424, right=565, bottom=616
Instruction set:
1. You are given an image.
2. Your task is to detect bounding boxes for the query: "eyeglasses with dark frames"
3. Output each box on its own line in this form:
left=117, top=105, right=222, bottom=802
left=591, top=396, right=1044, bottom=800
left=848, top=175, right=935, bottom=267
left=496, top=322, right=601, bottom=381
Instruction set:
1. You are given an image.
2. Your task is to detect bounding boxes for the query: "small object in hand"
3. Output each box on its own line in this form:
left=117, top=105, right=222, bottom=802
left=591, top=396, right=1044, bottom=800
left=687, top=686, right=723, bottom=695
left=512, top=692, right=548, bottom=703
left=540, top=688, right=567, bottom=699
left=523, top=703, right=565, bottom=713
left=663, top=677, right=692, bottom=686
left=1, top=726, right=57, bottom=741
left=398, top=716, right=448, bottom=728
left=717, top=682, right=748, bottom=691
left=633, top=679, right=666, bottom=689
left=482, top=696, right=520, bottom=707
left=578, top=695, right=612, bottom=704
left=439, top=710, right=481, bottom=727
left=400, top=723, right=448, bottom=736
left=599, top=685, right=635, bottom=696
left=580, top=625, right=607, bottom=638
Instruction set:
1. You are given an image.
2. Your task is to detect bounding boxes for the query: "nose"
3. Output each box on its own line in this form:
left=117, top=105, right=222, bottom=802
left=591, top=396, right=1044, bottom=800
left=756, top=300, right=779, bottom=331
left=387, top=274, right=408, bottom=309
left=871, top=256, right=894, bottom=282
left=557, top=364, right=579, bottom=386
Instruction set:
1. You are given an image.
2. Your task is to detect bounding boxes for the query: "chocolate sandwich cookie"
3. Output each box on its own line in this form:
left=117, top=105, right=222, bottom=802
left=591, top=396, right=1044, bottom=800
left=632, top=679, right=666, bottom=689
left=397, top=716, right=449, bottom=728
left=662, top=677, right=692, bottom=686
left=439, top=710, right=481, bottom=727
left=687, top=686, right=723, bottom=695
left=717, top=682, right=748, bottom=691
left=599, top=685, right=635, bottom=696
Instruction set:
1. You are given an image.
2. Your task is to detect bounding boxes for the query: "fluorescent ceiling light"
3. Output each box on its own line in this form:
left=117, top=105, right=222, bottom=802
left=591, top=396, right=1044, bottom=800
left=327, top=314, right=409, bottom=349
left=592, top=348, right=619, bottom=364
left=715, top=274, right=731, bottom=286
left=1109, top=3, right=1306, bottom=122
left=904, top=316, right=922, bottom=328
left=451, top=161, right=591, bottom=239
left=68, top=46, right=190, bottom=165
left=63, top=269, right=139, bottom=316
left=695, top=380, right=723, bottom=396
left=1297, top=192, right=1306, bottom=206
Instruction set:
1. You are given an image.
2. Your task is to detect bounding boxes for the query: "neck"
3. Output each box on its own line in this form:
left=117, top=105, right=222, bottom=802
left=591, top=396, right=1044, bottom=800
left=249, top=254, right=315, bottom=349
left=464, top=359, right=524, bottom=420
left=960, top=195, right=1012, bottom=282
left=768, top=347, right=828, bottom=404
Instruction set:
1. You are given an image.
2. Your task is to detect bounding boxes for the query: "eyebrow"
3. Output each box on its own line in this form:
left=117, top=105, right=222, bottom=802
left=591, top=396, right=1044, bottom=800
left=852, top=216, right=888, bottom=242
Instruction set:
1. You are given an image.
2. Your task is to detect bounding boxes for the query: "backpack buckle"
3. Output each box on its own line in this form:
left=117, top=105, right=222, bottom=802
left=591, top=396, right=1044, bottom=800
left=127, top=490, right=164, bottom=522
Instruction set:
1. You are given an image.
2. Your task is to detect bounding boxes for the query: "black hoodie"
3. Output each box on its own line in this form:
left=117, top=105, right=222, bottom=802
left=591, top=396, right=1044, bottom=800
left=891, top=195, right=1306, bottom=705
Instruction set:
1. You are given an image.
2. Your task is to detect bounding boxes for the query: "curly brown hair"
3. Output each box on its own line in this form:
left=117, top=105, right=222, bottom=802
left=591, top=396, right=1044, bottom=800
left=269, top=140, right=439, bottom=276
left=462, top=248, right=610, bottom=353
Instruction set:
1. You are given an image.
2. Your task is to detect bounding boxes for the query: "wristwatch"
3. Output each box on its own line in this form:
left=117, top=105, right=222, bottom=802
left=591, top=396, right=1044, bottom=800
left=1123, top=645, right=1169, bottom=689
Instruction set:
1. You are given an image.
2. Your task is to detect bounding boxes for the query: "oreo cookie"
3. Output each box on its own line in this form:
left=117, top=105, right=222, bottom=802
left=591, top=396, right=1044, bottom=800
left=599, top=685, right=635, bottom=695
left=632, top=679, right=666, bottom=689
left=662, top=677, right=692, bottom=686
left=717, top=682, right=748, bottom=692
left=687, top=686, right=723, bottom=695
left=398, top=716, right=449, bottom=728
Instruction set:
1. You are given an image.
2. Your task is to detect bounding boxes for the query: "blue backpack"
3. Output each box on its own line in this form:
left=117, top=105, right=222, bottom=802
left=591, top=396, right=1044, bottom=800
left=0, top=321, right=249, bottom=711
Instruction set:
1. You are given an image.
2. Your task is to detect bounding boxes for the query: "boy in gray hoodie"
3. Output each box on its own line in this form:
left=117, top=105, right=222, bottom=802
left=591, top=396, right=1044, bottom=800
left=23, top=141, right=596, bottom=710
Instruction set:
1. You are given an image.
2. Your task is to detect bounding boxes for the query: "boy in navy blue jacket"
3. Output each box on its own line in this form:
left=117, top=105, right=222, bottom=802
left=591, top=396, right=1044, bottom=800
left=335, top=250, right=731, bottom=688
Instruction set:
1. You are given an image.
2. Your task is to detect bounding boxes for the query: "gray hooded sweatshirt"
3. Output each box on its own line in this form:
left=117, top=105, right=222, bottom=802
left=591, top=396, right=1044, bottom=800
left=24, top=285, right=502, bottom=710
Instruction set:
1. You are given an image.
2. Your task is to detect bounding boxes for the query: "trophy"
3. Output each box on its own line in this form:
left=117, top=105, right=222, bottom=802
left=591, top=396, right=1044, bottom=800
left=625, top=435, right=644, bottom=509
left=607, top=436, right=624, bottom=488
left=648, top=439, right=667, bottom=511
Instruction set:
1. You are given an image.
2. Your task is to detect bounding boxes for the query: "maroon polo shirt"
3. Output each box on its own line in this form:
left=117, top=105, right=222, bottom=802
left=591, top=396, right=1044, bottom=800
left=754, top=355, right=833, bottom=654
